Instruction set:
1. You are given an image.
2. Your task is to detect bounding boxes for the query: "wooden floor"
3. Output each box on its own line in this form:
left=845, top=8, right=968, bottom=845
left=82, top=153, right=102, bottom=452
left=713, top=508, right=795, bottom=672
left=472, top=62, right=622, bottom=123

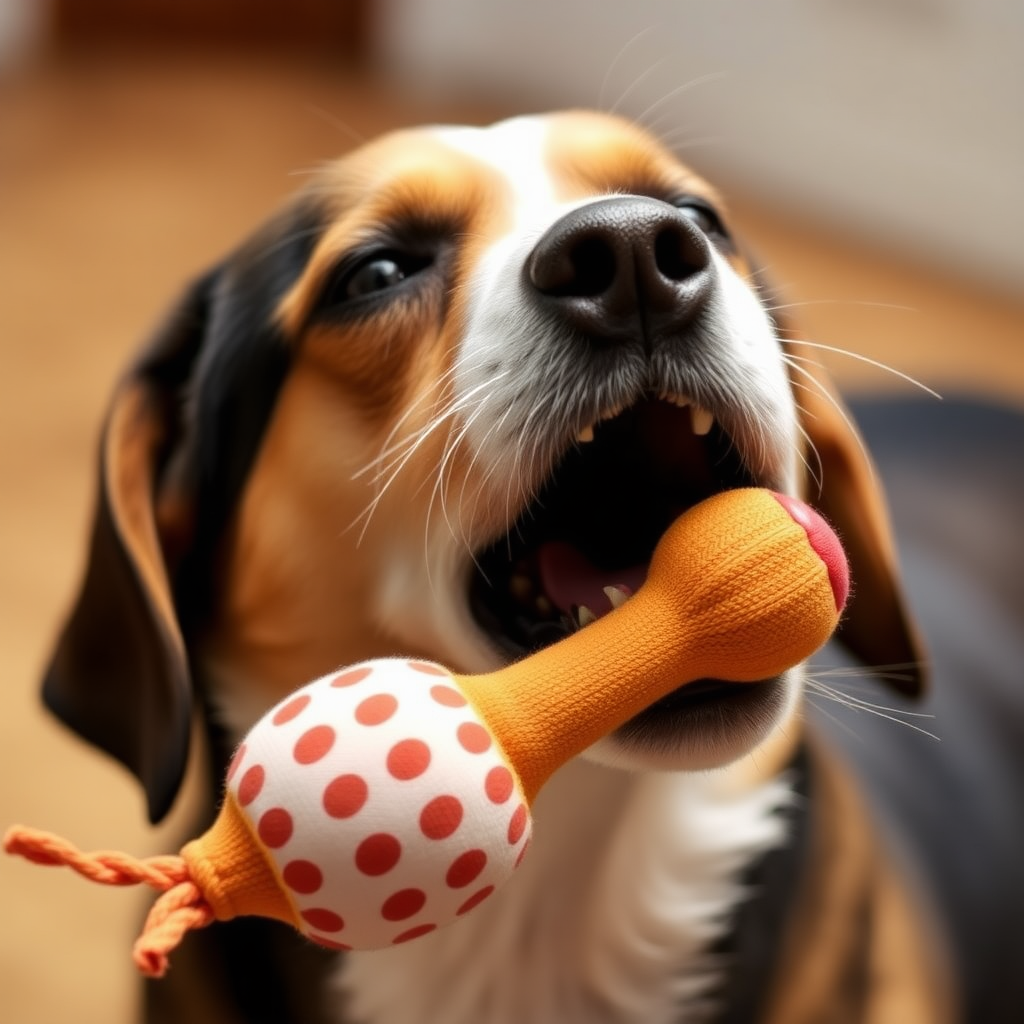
left=1, top=50, right=1021, bottom=1024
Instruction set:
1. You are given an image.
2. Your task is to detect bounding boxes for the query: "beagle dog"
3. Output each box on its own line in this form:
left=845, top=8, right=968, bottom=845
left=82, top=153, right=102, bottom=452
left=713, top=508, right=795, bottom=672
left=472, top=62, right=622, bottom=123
left=42, top=111, right=951, bottom=1024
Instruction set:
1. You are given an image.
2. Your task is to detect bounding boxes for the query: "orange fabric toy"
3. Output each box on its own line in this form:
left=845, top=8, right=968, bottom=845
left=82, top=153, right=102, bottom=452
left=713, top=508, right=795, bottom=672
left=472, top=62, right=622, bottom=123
left=5, top=488, right=848, bottom=975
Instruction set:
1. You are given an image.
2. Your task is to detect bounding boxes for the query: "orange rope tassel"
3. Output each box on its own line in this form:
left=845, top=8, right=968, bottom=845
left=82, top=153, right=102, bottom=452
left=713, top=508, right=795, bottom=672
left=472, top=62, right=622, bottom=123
left=3, top=825, right=214, bottom=978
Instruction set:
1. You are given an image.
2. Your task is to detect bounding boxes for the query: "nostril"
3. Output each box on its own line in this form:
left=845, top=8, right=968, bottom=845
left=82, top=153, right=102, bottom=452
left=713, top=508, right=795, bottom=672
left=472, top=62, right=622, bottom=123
left=563, top=236, right=617, bottom=297
left=654, top=226, right=708, bottom=282
left=530, top=233, right=617, bottom=298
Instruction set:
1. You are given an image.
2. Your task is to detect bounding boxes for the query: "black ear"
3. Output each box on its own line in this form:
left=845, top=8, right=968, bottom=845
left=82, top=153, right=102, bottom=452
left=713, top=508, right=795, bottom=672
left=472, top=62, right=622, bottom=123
left=42, top=272, right=217, bottom=823
left=42, top=199, right=321, bottom=823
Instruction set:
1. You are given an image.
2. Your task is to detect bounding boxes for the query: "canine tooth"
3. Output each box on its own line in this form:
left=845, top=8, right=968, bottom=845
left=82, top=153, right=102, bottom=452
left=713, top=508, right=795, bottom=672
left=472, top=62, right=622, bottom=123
left=691, top=405, right=714, bottom=436
left=535, top=595, right=554, bottom=615
left=670, top=394, right=691, bottom=409
left=603, top=585, right=631, bottom=610
left=576, top=604, right=597, bottom=627
left=576, top=424, right=595, bottom=444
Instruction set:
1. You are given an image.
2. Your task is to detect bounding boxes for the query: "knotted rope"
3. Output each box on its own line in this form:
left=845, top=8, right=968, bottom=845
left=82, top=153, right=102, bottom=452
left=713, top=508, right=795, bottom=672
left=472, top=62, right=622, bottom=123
left=3, top=825, right=214, bottom=978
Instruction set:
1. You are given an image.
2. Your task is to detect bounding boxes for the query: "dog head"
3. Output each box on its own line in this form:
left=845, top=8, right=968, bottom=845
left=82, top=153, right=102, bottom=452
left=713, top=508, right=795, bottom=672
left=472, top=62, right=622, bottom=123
left=42, top=112, right=924, bottom=823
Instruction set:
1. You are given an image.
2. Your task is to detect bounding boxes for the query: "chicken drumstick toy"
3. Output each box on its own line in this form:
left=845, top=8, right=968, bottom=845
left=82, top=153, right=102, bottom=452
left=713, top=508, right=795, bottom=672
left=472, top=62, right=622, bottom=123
left=5, top=488, right=848, bottom=975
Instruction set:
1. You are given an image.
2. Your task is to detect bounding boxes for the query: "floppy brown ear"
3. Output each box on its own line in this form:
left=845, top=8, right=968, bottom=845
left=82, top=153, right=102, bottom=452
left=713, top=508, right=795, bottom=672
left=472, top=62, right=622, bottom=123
left=788, top=354, right=928, bottom=696
left=42, top=274, right=216, bottom=824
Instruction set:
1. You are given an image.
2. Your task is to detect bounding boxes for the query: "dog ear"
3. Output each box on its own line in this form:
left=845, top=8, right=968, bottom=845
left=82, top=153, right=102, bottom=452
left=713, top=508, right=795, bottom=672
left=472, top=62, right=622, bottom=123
left=42, top=201, right=319, bottom=824
left=744, top=260, right=926, bottom=695
left=41, top=272, right=219, bottom=824
left=786, top=351, right=928, bottom=696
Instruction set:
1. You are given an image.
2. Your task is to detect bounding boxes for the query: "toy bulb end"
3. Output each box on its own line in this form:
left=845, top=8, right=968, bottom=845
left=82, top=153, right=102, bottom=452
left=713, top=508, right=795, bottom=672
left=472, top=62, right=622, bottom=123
left=769, top=492, right=850, bottom=612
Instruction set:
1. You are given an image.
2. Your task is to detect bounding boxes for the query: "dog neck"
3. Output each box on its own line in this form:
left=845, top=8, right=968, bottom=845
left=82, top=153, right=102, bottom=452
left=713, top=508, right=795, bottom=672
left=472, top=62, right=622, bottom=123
left=338, top=756, right=792, bottom=1024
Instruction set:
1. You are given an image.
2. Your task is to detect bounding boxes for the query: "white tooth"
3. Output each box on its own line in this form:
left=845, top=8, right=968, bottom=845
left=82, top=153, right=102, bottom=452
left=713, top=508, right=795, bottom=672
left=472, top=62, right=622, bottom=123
left=576, top=604, right=597, bottom=627
left=599, top=403, right=623, bottom=423
left=691, top=405, right=714, bottom=436
left=671, top=394, right=691, bottom=409
left=536, top=595, right=554, bottom=615
left=603, top=585, right=631, bottom=610
left=577, top=424, right=595, bottom=444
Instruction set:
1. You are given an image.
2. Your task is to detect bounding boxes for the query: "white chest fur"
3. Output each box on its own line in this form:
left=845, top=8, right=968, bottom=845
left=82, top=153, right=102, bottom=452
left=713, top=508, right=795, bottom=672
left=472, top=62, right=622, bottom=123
left=338, top=758, right=791, bottom=1024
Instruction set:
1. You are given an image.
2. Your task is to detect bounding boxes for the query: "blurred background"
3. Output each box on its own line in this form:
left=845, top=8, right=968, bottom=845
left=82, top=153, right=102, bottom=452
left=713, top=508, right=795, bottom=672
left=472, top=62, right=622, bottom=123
left=1, top=2, right=1021, bottom=1022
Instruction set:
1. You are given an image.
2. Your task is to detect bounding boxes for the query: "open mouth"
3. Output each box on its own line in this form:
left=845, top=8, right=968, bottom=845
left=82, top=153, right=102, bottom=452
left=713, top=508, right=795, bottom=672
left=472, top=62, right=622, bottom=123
left=469, top=394, right=778, bottom=726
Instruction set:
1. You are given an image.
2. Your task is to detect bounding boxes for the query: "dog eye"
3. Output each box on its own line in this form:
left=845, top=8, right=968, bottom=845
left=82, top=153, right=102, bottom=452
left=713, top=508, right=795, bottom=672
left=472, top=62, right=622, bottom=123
left=309, top=243, right=441, bottom=324
left=343, top=254, right=419, bottom=298
left=672, top=198, right=730, bottom=243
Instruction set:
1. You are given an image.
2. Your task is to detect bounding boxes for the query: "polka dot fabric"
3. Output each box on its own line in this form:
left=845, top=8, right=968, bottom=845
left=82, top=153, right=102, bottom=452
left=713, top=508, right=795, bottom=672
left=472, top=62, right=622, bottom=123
left=227, top=659, right=531, bottom=949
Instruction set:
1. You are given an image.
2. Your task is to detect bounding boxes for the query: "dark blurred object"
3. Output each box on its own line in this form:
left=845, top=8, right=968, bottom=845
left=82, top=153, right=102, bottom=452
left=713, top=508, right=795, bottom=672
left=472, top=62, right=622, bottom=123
left=52, top=0, right=375, bottom=58
left=814, top=395, right=1024, bottom=1024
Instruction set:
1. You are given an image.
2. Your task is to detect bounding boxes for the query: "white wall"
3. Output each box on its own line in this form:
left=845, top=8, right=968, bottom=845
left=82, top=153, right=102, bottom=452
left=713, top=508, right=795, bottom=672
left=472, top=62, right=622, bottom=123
left=0, top=0, right=47, bottom=72
left=380, top=0, right=1023, bottom=294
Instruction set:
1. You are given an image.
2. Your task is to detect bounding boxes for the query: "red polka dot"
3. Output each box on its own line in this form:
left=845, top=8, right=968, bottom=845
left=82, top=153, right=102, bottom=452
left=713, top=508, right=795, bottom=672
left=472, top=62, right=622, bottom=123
left=508, top=803, right=528, bottom=845
left=273, top=694, right=311, bottom=725
left=457, top=886, right=495, bottom=915
left=331, top=666, right=373, bottom=688
left=310, top=935, right=351, bottom=951
left=446, top=849, right=487, bottom=888
left=323, top=774, right=369, bottom=819
left=356, top=833, right=402, bottom=876
left=387, top=739, right=431, bottom=780
left=485, top=765, right=514, bottom=804
left=419, top=795, right=464, bottom=840
left=283, top=860, right=323, bottom=894
left=381, top=888, right=427, bottom=921
left=515, top=839, right=531, bottom=869
left=430, top=685, right=467, bottom=708
left=237, top=764, right=265, bottom=807
left=257, top=807, right=293, bottom=849
left=301, top=908, right=345, bottom=933
left=392, top=923, right=437, bottom=944
left=408, top=661, right=449, bottom=676
left=225, top=744, right=247, bottom=783
left=457, top=721, right=491, bottom=754
left=294, top=724, right=336, bottom=764
left=355, top=693, right=398, bottom=726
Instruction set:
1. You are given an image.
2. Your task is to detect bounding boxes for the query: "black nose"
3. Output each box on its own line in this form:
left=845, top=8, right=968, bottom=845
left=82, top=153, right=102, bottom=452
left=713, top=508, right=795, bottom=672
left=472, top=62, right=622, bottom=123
left=526, top=196, right=713, bottom=345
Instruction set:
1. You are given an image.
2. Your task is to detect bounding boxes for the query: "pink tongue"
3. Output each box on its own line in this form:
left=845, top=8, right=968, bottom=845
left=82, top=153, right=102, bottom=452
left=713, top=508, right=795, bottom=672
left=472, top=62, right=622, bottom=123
left=537, top=542, right=648, bottom=618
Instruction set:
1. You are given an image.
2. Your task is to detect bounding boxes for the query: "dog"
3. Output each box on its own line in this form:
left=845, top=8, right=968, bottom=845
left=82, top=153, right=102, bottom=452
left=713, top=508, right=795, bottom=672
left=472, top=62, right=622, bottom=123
left=40, top=110, right=952, bottom=1024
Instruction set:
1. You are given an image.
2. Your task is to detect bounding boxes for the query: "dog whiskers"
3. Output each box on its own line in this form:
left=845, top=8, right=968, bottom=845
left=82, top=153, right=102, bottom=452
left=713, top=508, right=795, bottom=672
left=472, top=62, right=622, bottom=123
left=352, top=357, right=477, bottom=479
left=785, top=339, right=942, bottom=400
left=766, top=298, right=918, bottom=316
left=659, top=131, right=729, bottom=155
left=459, top=402, right=521, bottom=552
left=349, top=370, right=508, bottom=544
left=790, top=408, right=824, bottom=496
left=596, top=25, right=658, bottom=111
left=609, top=58, right=669, bottom=118
left=808, top=662, right=926, bottom=689
left=301, top=104, right=368, bottom=147
left=357, top=370, right=506, bottom=487
left=805, top=677, right=940, bottom=741
left=634, top=71, right=731, bottom=130
left=782, top=359, right=877, bottom=488
left=427, top=399, right=493, bottom=567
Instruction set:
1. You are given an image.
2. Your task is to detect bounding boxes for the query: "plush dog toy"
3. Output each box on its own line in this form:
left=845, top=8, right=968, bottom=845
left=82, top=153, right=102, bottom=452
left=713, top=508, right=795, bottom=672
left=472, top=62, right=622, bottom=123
left=5, top=488, right=848, bottom=976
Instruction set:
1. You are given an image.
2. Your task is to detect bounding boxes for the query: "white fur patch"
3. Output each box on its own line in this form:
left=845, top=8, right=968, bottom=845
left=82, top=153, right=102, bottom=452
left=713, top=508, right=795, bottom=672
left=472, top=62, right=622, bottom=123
left=338, top=758, right=791, bottom=1024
